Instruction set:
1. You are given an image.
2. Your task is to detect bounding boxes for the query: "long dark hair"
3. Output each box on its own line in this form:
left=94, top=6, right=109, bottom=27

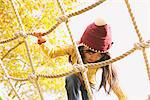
left=78, top=46, right=117, bottom=94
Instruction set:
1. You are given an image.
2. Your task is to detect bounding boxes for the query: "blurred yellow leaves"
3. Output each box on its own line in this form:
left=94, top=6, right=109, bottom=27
left=0, top=0, right=78, bottom=99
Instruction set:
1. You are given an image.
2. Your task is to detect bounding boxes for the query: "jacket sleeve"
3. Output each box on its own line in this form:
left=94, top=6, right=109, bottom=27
left=40, top=42, right=74, bottom=58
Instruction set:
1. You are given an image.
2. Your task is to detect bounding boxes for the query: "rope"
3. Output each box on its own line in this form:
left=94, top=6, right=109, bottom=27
left=66, top=0, right=106, bottom=18
left=124, top=0, right=143, bottom=42
left=3, top=64, right=85, bottom=81
left=0, top=0, right=106, bottom=44
left=44, top=0, right=106, bottom=37
left=1, top=0, right=149, bottom=99
left=8, top=76, right=28, bottom=81
left=24, top=41, right=44, bottom=99
left=86, top=47, right=136, bottom=68
left=10, top=0, right=43, bottom=99
left=10, top=0, right=27, bottom=38
left=0, top=36, right=19, bottom=44
left=1, top=41, right=24, bottom=60
left=3, top=40, right=150, bottom=81
left=8, top=59, right=30, bottom=97
left=37, top=68, right=78, bottom=79
left=56, top=0, right=107, bottom=99
left=124, top=0, right=150, bottom=82
left=1, top=1, right=107, bottom=98
left=86, top=40, right=150, bottom=68
left=0, top=60, right=21, bottom=100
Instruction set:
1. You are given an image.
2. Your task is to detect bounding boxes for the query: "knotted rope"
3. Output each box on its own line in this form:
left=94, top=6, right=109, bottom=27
left=0, top=0, right=106, bottom=44
left=5, top=40, right=150, bottom=81
left=10, top=0, right=43, bottom=99
left=0, top=0, right=149, bottom=99
left=124, top=0, right=150, bottom=82
left=0, top=60, right=21, bottom=100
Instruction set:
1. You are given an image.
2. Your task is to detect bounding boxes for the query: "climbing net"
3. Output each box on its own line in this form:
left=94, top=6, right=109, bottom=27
left=0, top=0, right=150, bottom=100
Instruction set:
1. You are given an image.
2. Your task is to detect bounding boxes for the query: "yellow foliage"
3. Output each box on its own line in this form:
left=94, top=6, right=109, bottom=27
left=0, top=0, right=79, bottom=99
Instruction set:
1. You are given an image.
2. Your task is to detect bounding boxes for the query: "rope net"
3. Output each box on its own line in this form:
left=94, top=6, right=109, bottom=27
left=0, top=0, right=149, bottom=99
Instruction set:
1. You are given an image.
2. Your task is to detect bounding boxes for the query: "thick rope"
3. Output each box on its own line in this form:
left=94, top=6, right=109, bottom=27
left=10, top=0, right=43, bottom=99
left=56, top=0, right=107, bottom=99
left=8, top=58, right=30, bottom=97
left=124, top=0, right=143, bottom=42
left=0, top=0, right=149, bottom=99
left=45, top=0, right=106, bottom=37
left=37, top=67, right=80, bottom=79
left=10, top=0, right=27, bottom=38
left=0, top=0, right=106, bottom=44
left=4, top=64, right=84, bottom=80
left=86, top=40, right=150, bottom=68
left=8, top=76, right=28, bottom=81
left=0, top=36, right=19, bottom=44
left=1, top=41, right=24, bottom=60
left=1, top=41, right=26, bottom=96
left=24, top=41, right=44, bottom=100
left=3, top=40, right=150, bottom=82
left=124, top=0, right=150, bottom=82
left=66, top=0, right=106, bottom=18
left=0, top=60, right=21, bottom=100
left=86, top=47, right=136, bottom=68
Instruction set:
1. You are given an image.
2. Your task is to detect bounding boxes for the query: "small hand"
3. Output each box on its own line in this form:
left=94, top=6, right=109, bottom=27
left=32, top=32, right=46, bottom=45
left=37, top=36, right=46, bottom=45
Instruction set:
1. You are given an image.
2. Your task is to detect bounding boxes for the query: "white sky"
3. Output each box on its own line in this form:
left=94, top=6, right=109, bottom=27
left=69, top=0, right=150, bottom=100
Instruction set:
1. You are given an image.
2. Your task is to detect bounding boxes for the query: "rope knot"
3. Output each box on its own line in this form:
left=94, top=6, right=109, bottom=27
left=134, top=41, right=150, bottom=50
left=28, top=73, right=38, bottom=82
left=134, top=43, right=143, bottom=50
left=20, top=31, right=28, bottom=38
left=15, top=31, right=27, bottom=38
left=73, top=64, right=87, bottom=72
left=56, top=15, right=68, bottom=23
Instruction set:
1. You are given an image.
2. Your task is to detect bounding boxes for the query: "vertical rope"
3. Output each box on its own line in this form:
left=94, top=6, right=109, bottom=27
left=124, top=0, right=150, bottom=82
left=24, top=41, right=44, bottom=100
left=125, top=3, right=150, bottom=98
left=10, top=0, right=43, bottom=99
left=10, top=0, right=26, bottom=37
left=0, top=60, right=21, bottom=100
left=124, top=0, right=143, bottom=42
left=56, top=0, right=93, bottom=99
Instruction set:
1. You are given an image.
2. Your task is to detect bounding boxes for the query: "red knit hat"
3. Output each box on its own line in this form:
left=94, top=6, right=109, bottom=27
left=79, top=18, right=112, bottom=53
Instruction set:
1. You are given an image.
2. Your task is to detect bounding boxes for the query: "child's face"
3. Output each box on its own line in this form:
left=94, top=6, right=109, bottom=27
left=82, top=46, right=101, bottom=63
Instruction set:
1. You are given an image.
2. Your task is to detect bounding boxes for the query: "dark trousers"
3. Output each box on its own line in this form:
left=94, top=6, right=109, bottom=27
left=65, top=74, right=89, bottom=100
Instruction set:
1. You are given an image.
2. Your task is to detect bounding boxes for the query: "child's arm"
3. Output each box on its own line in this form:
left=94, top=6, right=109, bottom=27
left=32, top=32, right=74, bottom=58
left=40, top=42, right=74, bottom=58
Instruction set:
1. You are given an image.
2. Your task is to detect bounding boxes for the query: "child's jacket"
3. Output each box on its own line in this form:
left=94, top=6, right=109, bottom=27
left=40, top=43, right=98, bottom=85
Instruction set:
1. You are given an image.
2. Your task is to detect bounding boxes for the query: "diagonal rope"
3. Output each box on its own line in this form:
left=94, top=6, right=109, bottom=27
left=66, top=0, right=106, bottom=18
left=24, top=42, right=44, bottom=100
left=86, top=40, right=150, bottom=68
left=0, top=36, right=19, bottom=44
left=1, top=41, right=24, bottom=60
left=10, top=0, right=27, bottom=38
left=55, top=0, right=107, bottom=99
left=1, top=0, right=149, bottom=99
left=124, top=0, right=150, bottom=82
left=5, top=40, right=150, bottom=81
left=37, top=69, right=79, bottom=79
left=1, top=41, right=27, bottom=97
left=0, top=0, right=106, bottom=44
left=10, top=0, right=43, bottom=99
left=8, top=76, right=28, bottom=81
left=0, top=60, right=21, bottom=100
left=85, top=47, right=136, bottom=68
